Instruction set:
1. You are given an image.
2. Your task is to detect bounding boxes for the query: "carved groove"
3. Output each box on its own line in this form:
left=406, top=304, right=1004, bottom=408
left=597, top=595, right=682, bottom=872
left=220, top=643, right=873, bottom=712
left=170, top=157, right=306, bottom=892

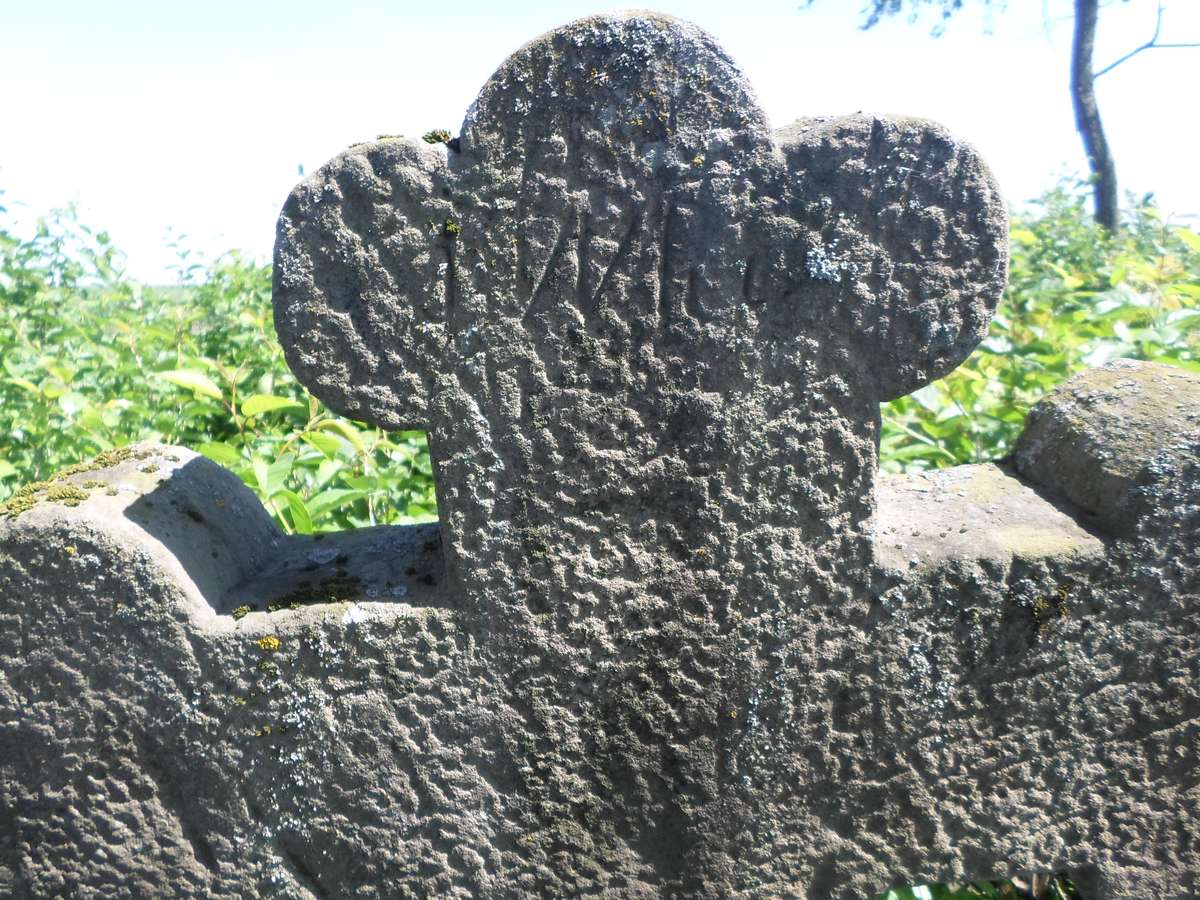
left=590, top=206, right=644, bottom=312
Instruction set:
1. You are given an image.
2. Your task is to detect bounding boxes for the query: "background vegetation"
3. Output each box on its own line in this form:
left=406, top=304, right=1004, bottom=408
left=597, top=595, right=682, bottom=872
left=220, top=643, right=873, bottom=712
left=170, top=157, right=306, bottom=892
left=882, top=183, right=1200, bottom=472
left=0, top=190, right=437, bottom=532
left=3, top=182, right=1196, bottom=530
left=1, top=184, right=1197, bottom=898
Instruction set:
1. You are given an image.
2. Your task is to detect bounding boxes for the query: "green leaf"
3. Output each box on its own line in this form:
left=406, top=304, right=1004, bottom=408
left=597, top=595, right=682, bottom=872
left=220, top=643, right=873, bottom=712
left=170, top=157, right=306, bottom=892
left=252, top=458, right=270, bottom=497
left=40, top=379, right=67, bottom=399
left=1176, top=227, right=1200, bottom=254
left=0, top=460, right=17, bottom=480
left=47, top=362, right=75, bottom=383
left=316, top=418, right=366, bottom=454
left=301, top=432, right=343, bottom=459
left=241, top=393, right=304, bottom=418
left=58, top=391, right=89, bottom=416
left=5, top=377, right=40, bottom=395
left=1167, top=284, right=1200, bottom=300
left=197, top=441, right=242, bottom=467
left=276, top=488, right=314, bottom=534
left=156, top=369, right=223, bottom=400
left=266, top=453, right=295, bottom=496
left=306, top=488, right=369, bottom=520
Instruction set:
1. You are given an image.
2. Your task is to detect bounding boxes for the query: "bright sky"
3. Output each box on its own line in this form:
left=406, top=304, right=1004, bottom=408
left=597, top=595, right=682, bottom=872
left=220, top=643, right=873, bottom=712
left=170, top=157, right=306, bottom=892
left=3, top=0, right=1197, bottom=283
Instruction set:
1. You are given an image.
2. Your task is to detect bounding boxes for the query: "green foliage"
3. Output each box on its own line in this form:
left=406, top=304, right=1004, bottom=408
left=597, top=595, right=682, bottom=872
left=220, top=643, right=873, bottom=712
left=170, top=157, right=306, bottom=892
left=881, top=183, right=1200, bottom=473
left=0, top=191, right=436, bottom=532
left=3, top=182, right=1197, bottom=536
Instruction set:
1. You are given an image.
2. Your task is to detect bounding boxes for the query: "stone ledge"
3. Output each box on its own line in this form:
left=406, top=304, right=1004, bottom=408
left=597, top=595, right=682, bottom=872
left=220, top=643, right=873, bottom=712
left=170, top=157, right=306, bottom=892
left=0, top=444, right=449, bottom=628
left=875, top=463, right=1106, bottom=574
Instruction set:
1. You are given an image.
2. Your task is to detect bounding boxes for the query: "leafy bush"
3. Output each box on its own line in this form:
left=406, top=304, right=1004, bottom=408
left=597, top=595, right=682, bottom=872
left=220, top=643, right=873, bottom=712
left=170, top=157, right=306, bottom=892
left=2, top=181, right=1198, bottom=535
left=0, top=192, right=436, bottom=532
left=881, top=184, right=1200, bottom=471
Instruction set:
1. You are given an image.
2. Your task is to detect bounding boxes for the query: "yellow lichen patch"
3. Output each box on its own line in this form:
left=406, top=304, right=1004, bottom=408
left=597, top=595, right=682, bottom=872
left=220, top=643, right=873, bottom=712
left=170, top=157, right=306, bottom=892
left=1, top=446, right=162, bottom=517
left=0, top=482, right=51, bottom=518
left=50, top=445, right=156, bottom=482
left=45, top=484, right=88, bottom=504
left=257, top=635, right=281, bottom=653
left=0, top=481, right=89, bottom=518
left=1031, top=584, right=1071, bottom=637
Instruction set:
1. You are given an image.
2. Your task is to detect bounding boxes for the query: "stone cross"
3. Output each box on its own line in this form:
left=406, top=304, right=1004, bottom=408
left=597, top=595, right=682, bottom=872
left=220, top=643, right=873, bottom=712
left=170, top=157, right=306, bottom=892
left=1, top=13, right=1196, bottom=899
left=273, top=13, right=1008, bottom=626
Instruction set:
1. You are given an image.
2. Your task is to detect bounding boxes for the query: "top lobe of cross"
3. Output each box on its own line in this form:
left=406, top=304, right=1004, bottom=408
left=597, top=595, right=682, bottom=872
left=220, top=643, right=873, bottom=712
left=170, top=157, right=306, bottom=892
left=273, top=12, right=1007, bottom=603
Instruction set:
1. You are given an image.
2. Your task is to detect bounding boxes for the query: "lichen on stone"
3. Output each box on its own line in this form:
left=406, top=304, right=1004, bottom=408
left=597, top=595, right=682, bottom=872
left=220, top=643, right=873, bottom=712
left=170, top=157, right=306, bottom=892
left=50, top=445, right=156, bottom=481
left=0, top=446, right=164, bottom=518
left=0, top=481, right=90, bottom=518
left=268, top=575, right=362, bottom=612
left=257, top=635, right=282, bottom=653
left=1030, top=583, right=1071, bottom=637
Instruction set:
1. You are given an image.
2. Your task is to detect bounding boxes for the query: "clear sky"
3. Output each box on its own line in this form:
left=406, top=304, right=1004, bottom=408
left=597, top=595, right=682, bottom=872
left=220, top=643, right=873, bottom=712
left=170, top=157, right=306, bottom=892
left=2, top=0, right=1197, bottom=282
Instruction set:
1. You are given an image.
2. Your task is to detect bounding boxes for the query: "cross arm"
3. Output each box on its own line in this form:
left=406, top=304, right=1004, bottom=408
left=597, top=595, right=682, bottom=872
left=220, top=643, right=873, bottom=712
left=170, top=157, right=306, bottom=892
left=777, top=114, right=1008, bottom=401
left=273, top=137, right=457, bottom=431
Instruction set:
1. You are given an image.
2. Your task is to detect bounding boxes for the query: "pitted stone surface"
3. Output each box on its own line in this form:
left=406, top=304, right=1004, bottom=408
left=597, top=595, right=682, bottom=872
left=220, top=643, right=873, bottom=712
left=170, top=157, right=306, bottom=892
left=1, top=12, right=1197, bottom=900
left=273, top=14, right=1009, bottom=624
left=1015, top=357, right=1200, bottom=535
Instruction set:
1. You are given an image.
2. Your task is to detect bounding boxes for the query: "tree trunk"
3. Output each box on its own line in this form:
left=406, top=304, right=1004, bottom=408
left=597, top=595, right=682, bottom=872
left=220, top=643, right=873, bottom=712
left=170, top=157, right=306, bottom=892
left=1071, top=0, right=1119, bottom=232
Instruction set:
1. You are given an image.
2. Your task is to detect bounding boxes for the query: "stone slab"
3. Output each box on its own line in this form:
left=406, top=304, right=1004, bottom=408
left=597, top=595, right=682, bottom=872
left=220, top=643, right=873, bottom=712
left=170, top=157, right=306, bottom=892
left=876, top=462, right=1106, bottom=572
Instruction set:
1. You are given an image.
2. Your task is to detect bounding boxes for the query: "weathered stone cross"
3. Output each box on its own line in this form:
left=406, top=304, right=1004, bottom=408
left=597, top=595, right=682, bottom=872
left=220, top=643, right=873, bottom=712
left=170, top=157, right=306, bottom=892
left=1, top=12, right=1196, bottom=899
left=273, top=12, right=1007, bottom=618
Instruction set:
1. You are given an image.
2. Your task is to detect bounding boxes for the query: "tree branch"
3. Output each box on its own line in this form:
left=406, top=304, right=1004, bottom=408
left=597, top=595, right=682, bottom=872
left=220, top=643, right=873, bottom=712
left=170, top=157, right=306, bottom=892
left=1095, top=1, right=1200, bottom=78
left=1072, top=0, right=1119, bottom=232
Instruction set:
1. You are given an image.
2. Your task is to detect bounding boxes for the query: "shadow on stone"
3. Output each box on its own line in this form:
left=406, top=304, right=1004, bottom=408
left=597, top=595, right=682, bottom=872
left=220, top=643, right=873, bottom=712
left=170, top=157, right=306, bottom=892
left=121, top=453, right=450, bottom=617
